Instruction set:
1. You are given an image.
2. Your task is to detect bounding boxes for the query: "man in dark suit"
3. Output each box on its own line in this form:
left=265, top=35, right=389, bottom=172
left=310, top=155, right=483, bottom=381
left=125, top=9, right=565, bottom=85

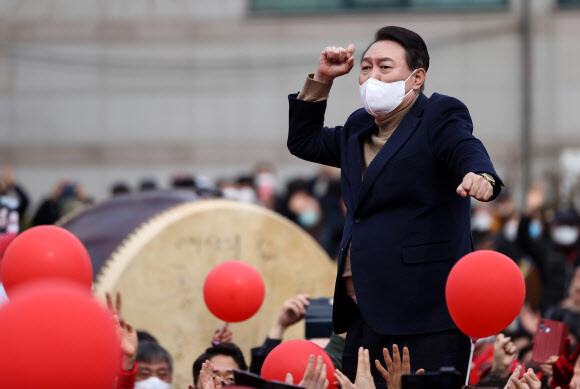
left=287, top=26, right=503, bottom=384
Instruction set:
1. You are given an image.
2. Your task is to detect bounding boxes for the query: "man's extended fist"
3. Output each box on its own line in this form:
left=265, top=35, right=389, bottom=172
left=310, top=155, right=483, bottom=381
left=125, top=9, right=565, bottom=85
left=456, top=172, right=493, bottom=201
left=314, top=44, right=355, bottom=83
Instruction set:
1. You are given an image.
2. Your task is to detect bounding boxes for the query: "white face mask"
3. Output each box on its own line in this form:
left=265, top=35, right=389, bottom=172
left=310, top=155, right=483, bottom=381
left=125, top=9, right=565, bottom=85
left=472, top=212, right=493, bottom=233
left=359, top=69, right=417, bottom=116
left=503, top=220, right=518, bottom=242
left=552, top=226, right=579, bottom=246
left=134, top=376, right=171, bottom=389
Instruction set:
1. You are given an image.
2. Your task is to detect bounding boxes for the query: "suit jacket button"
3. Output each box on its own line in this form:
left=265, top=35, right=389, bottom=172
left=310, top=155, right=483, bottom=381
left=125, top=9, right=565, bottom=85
left=354, top=217, right=361, bottom=224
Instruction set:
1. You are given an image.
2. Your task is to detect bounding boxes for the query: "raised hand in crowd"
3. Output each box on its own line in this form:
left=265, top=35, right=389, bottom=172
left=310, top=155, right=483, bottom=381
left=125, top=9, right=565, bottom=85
left=491, top=334, right=518, bottom=378
left=314, top=44, right=356, bottom=83
left=524, top=183, right=546, bottom=214
left=268, top=294, right=310, bottom=339
left=212, top=324, right=234, bottom=345
left=286, top=355, right=329, bottom=389
left=0, top=165, right=14, bottom=190
left=199, top=360, right=223, bottom=389
left=504, top=366, right=543, bottom=389
left=550, top=339, right=580, bottom=389
left=519, top=303, right=541, bottom=337
left=334, top=347, right=375, bottom=389
left=107, top=292, right=138, bottom=371
left=374, top=344, right=425, bottom=389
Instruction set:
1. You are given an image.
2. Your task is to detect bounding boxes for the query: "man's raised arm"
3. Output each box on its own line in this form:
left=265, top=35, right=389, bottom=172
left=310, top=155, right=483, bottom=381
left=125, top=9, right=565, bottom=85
left=287, top=45, right=355, bottom=168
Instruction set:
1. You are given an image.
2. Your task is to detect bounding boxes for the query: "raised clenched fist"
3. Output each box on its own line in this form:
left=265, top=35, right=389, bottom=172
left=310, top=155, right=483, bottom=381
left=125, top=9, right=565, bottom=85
left=314, top=44, right=356, bottom=83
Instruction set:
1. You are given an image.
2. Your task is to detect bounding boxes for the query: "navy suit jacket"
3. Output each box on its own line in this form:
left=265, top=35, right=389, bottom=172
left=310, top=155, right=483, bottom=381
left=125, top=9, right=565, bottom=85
left=287, top=92, right=503, bottom=335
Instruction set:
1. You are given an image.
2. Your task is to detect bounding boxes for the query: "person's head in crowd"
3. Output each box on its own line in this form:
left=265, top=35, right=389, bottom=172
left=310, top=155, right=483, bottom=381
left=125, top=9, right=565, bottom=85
left=217, top=179, right=237, bottom=200
left=135, top=341, right=173, bottom=387
left=172, top=174, right=197, bottom=190
left=471, top=204, right=496, bottom=234
left=191, top=343, right=248, bottom=389
left=137, top=330, right=159, bottom=344
left=471, top=204, right=498, bottom=249
left=550, top=206, right=580, bottom=248
left=236, top=176, right=257, bottom=204
left=495, top=191, right=520, bottom=242
left=110, top=181, right=130, bottom=197
left=254, top=162, right=277, bottom=209
left=288, top=189, right=322, bottom=232
left=55, top=180, right=92, bottom=216
left=140, top=178, right=158, bottom=192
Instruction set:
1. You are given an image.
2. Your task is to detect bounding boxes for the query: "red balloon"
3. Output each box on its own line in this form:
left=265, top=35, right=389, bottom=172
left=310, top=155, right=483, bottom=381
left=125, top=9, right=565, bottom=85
left=203, top=261, right=265, bottom=322
left=0, top=226, right=93, bottom=296
left=261, top=340, right=336, bottom=389
left=0, top=282, right=120, bottom=389
left=445, top=250, right=525, bottom=339
left=0, top=233, right=17, bottom=282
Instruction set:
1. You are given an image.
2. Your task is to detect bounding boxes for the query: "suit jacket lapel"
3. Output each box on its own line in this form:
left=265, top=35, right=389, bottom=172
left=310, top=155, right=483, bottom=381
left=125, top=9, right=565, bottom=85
left=355, top=94, right=427, bottom=210
left=347, top=119, right=374, bottom=209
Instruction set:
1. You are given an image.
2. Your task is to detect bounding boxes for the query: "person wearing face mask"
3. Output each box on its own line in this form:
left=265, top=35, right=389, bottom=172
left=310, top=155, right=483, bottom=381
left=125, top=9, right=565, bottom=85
left=287, top=26, right=503, bottom=385
left=134, top=341, right=174, bottom=389
left=517, top=187, right=580, bottom=314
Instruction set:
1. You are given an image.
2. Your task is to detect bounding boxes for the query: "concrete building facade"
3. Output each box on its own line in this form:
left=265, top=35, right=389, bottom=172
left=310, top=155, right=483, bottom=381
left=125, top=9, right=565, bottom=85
left=0, top=0, right=579, bottom=203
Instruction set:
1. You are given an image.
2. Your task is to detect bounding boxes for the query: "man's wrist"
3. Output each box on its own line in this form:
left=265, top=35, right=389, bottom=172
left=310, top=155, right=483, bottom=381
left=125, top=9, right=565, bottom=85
left=122, top=357, right=136, bottom=371
left=313, top=72, right=334, bottom=84
left=479, top=172, right=496, bottom=186
left=267, top=322, right=286, bottom=339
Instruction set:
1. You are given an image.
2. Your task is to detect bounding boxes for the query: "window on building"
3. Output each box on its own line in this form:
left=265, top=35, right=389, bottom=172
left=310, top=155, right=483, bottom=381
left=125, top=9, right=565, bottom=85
left=251, top=0, right=507, bottom=13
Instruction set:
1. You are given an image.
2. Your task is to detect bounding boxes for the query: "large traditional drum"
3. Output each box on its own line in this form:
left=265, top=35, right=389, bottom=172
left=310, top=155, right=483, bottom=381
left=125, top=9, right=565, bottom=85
left=60, top=192, right=336, bottom=387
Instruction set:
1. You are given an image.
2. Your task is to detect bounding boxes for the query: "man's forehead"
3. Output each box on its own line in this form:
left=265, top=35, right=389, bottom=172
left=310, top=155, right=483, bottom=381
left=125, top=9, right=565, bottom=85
left=138, top=360, right=170, bottom=371
left=209, top=354, right=239, bottom=371
left=363, top=40, right=406, bottom=62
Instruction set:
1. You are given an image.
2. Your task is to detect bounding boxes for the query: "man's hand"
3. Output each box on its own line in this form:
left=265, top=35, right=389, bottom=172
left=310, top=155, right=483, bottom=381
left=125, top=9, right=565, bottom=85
left=551, top=338, right=580, bottom=389
left=314, top=44, right=355, bottom=83
left=334, top=347, right=376, bottom=389
left=1, top=165, right=14, bottom=190
left=268, top=294, right=310, bottom=339
left=212, top=324, right=234, bottom=345
left=107, top=292, right=138, bottom=371
left=374, top=345, right=425, bottom=389
left=504, top=367, right=542, bottom=389
left=491, top=334, right=518, bottom=377
left=456, top=172, right=493, bottom=201
left=525, top=184, right=546, bottom=214
left=286, top=355, right=329, bottom=389
left=199, top=360, right=222, bottom=389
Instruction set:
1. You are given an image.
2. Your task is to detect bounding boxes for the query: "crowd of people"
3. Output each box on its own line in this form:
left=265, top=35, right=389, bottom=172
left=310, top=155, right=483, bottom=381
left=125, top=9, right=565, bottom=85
left=0, top=163, right=345, bottom=260
left=3, top=161, right=580, bottom=389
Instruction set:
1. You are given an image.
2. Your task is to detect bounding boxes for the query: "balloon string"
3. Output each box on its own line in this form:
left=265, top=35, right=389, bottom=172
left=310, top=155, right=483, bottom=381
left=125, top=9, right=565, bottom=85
left=465, top=338, right=476, bottom=386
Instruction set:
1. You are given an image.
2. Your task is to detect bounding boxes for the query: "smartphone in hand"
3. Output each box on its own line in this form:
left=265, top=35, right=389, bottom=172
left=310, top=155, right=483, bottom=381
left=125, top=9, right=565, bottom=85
left=531, top=319, right=569, bottom=364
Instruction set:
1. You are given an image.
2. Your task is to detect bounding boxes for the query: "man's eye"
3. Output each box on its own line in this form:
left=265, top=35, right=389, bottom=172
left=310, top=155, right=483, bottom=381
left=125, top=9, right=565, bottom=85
left=226, top=378, right=235, bottom=383
left=381, top=66, right=391, bottom=70
left=361, top=66, right=371, bottom=71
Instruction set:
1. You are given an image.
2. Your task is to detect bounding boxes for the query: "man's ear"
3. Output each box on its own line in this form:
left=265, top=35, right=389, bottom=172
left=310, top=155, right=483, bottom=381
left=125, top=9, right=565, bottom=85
left=413, top=68, right=426, bottom=91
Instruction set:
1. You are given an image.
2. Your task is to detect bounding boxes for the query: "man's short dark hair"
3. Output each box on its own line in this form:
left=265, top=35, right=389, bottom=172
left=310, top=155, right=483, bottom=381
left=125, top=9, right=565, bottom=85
left=192, top=343, right=248, bottom=386
left=365, top=26, right=430, bottom=93
left=136, top=341, right=173, bottom=374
